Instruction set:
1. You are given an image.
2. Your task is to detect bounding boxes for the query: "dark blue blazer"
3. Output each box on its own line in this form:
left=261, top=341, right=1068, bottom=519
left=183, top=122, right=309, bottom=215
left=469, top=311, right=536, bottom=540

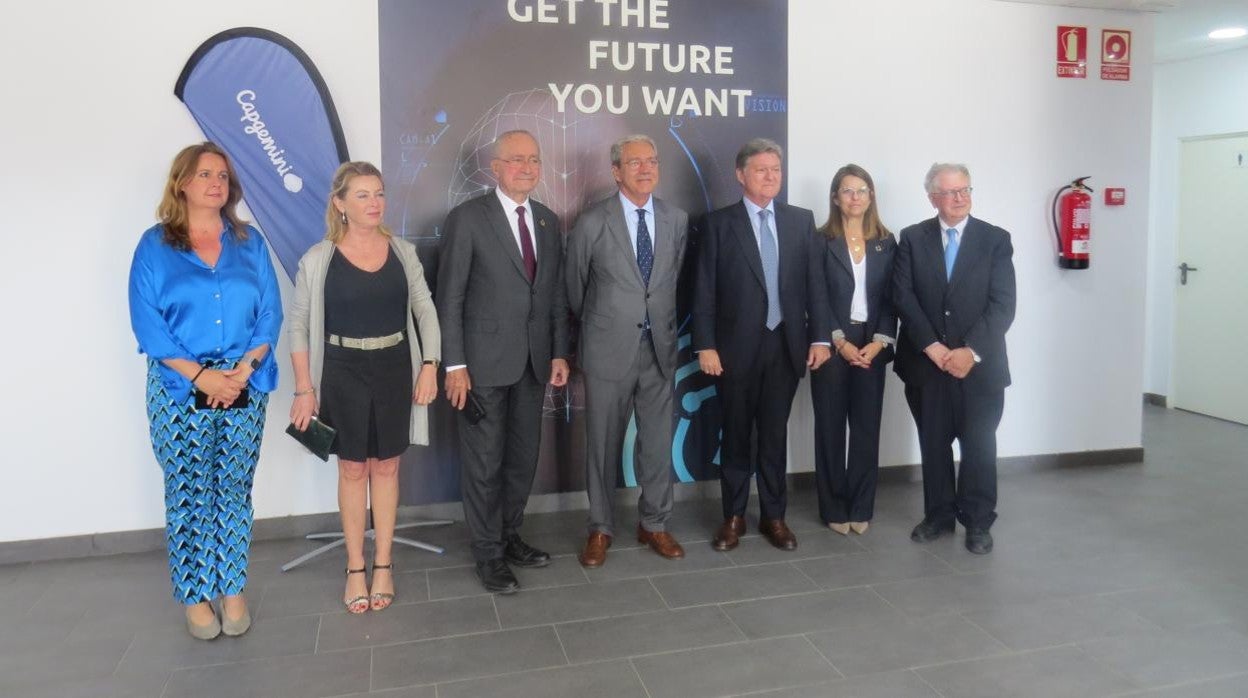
left=692, top=200, right=831, bottom=376
left=822, top=232, right=897, bottom=363
left=892, top=216, right=1016, bottom=393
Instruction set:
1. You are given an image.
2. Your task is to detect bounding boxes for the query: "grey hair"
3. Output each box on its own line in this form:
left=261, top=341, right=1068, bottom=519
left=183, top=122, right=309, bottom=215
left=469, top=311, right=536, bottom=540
left=924, top=163, right=971, bottom=193
left=735, top=138, right=784, bottom=170
left=610, top=134, right=658, bottom=166
left=492, top=129, right=538, bottom=159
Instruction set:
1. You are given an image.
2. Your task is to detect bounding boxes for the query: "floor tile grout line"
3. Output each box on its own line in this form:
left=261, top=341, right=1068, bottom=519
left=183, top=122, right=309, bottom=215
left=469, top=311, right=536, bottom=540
left=552, top=622, right=572, bottom=665
left=789, top=559, right=823, bottom=589
left=628, top=656, right=655, bottom=698
left=799, top=632, right=846, bottom=680
left=911, top=666, right=951, bottom=698
left=1070, top=641, right=1147, bottom=692
left=108, top=625, right=140, bottom=678
left=955, top=611, right=1018, bottom=654
left=645, top=574, right=673, bottom=611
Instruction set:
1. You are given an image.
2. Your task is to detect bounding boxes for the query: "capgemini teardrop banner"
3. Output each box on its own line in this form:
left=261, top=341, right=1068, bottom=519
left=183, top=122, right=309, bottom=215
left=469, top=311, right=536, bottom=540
left=175, top=28, right=349, bottom=280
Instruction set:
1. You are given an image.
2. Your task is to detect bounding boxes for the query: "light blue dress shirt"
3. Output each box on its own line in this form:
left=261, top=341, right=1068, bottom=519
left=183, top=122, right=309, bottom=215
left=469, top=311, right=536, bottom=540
left=618, top=191, right=655, bottom=257
left=128, top=222, right=283, bottom=395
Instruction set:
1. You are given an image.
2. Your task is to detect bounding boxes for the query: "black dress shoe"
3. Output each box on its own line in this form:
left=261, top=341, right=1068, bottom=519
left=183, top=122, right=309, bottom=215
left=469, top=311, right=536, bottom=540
left=476, top=559, right=519, bottom=594
left=910, top=518, right=955, bottom=543
left=504, top=534, right=551, bottom=568
left=965, top=528, right=994, bottom=555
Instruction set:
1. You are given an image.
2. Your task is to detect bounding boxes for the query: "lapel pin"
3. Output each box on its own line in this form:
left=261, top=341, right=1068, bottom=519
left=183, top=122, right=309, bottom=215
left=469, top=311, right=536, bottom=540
left=875, top=244, right=883, bottom=252
left=539, top=219, right=546, bottom=228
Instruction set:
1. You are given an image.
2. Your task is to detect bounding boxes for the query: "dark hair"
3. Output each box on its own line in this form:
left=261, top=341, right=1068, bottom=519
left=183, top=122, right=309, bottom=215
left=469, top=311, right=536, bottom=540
left=157, top=142, right=247, bottom=249
left=819, top=163, right=891, bottom=241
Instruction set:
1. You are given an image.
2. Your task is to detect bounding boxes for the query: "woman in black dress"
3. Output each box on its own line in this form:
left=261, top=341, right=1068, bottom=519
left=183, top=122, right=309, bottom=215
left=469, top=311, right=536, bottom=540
left=288, top=162, right=440, bottom=613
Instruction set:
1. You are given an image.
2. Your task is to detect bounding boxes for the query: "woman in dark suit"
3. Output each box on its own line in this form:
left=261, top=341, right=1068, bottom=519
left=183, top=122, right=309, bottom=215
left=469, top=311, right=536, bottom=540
left=810, top=164, right=897, bottom=535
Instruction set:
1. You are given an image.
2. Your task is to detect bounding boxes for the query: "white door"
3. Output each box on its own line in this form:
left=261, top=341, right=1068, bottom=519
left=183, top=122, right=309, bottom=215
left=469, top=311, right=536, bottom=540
left=1172, top=134, right=1248, bottom=425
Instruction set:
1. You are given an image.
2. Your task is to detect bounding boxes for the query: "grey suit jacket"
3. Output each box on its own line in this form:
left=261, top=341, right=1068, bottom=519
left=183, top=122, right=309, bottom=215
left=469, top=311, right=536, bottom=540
left=566, top=193, right=689, bottom=381
left=288, top=237, right=441, bottom=445
left=435, top=190, right=569, bottom=387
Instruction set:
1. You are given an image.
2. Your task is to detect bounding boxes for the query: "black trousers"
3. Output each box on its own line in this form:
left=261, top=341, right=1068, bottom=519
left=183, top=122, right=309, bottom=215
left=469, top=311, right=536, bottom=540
left=457, top=363, right=545, bottom=563
left=809, top=324, right=887, bottom=524
left=904, top=374, right=1004, bottom=530
left=718, top=326, right=799, bottom=521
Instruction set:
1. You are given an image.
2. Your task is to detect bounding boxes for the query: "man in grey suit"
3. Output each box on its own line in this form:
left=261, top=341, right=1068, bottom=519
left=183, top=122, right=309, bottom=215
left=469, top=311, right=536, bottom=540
left=436, top=130, right=570, bottom=593
left=566, top=134, right=689, bottom=568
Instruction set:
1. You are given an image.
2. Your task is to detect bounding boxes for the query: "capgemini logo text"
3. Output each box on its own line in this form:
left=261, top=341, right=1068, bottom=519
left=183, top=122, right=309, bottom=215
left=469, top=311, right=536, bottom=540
left=236, top=90, right=304, bottom=193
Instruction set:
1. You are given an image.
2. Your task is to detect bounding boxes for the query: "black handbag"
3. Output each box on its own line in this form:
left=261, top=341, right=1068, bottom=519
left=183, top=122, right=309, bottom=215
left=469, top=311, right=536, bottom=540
left=286, top=417, right=337, bottom=461
left=194, top=388, right=250, bottom=410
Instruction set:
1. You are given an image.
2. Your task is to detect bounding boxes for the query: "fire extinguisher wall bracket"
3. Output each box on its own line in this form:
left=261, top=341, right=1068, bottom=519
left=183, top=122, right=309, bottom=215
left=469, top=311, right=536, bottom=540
left=1053, top=177, right=1092, bottom=269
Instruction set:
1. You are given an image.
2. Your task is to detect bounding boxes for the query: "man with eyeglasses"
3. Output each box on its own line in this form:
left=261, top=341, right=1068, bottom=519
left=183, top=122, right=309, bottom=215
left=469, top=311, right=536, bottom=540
left=566, top=134, right=689, bottom=568
left=436, top=129, right=570, bottom=593
left=893, top=163, right=1016, bottom=555
left=692, top=138, right=831, bottom=552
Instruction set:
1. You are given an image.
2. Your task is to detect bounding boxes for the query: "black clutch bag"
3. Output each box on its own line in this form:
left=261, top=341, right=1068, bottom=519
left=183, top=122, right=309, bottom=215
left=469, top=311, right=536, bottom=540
left=463, top=390, right=487, bottom=425
left=286, top=417, right=337, bottom=461
left=195, top=388, right=250, bottom=410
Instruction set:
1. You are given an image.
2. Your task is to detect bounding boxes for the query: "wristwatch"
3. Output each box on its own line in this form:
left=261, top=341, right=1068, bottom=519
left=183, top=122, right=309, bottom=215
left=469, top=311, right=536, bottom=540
left=423, top=359, right=440, bottom=367
left=247, top=356, right=262, bottom=370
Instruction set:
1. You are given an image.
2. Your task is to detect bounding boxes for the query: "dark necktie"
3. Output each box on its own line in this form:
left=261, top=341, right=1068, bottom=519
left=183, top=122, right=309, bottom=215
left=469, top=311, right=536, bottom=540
left=636, top=208, right=653, bottom=287
left=516, top=205, right=536, bottom=282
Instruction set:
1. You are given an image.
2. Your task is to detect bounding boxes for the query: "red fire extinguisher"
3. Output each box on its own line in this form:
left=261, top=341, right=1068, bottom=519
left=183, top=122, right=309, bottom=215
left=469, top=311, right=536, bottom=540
left=1052, top=176, right=1092, bottom=269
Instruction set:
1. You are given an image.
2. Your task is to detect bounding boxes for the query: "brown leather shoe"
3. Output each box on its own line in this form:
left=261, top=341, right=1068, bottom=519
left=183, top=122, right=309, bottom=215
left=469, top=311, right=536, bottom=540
left=637, top=525, right=685, bottom=559
left=578, top=531, right=612, bottom=568
left=759, top=518, right=798, bottom=551
left=712, top=515, right=747, bottom=551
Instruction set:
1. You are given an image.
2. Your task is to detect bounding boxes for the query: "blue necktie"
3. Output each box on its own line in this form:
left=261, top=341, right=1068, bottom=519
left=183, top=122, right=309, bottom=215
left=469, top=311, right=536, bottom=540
left=759, top=210, right=781, bottom=330
left=636, top=208, right=653, bottom=287
left=945, top=227, right=959, bottom=280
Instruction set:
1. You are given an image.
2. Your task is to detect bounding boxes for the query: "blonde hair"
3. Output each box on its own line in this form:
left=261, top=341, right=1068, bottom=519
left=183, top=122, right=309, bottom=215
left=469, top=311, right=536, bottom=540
left=324, top=161, right=393, bottom=243
left=157, top=142, right=248, bottom=249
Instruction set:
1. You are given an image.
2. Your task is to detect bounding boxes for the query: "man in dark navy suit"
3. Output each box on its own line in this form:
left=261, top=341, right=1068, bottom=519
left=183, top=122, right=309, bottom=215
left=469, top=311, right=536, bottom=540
left=893, top=163, right=1016, bottom=554
left=693, top=138, right=831, bottom=552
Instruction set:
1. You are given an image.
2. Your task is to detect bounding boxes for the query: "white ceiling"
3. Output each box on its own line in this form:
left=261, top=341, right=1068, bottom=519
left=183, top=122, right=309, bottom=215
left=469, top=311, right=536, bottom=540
left=999, top=0, right=1248, bottom=62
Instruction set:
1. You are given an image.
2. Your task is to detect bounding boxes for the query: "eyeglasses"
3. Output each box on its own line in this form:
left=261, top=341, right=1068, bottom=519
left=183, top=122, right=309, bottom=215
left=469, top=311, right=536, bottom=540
left=622, top=158, right=660, bottom=170
left=838, top=187, right=871, bottom=199
left=498, top=156, right=541, bottom=167
left=934, top=187, right=973, bottom=199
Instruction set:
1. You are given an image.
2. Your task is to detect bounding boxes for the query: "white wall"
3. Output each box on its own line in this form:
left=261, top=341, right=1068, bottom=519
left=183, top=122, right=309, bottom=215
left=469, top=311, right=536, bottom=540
left=0, top=0, right=1153, bottom=543
left=1145, top=47, right=1248, bottom=398
left=789, top=0, right=1153, bottom=469
left=0, top=2, right=381, bottom=542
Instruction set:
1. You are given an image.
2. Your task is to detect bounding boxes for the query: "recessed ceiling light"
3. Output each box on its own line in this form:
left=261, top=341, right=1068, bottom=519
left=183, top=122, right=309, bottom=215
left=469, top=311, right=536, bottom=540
left=1208, top=27, right=1247, bottom=40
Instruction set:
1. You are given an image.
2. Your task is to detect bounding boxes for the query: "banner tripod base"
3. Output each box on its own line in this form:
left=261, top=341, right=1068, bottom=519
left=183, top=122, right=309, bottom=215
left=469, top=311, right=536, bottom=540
left=280, top=519, right=454, bottom=572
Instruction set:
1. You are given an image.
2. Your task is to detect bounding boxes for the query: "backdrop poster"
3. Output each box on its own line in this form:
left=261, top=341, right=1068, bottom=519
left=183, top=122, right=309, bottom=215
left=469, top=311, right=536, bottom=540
left=380, top=0, right=789, bottom=504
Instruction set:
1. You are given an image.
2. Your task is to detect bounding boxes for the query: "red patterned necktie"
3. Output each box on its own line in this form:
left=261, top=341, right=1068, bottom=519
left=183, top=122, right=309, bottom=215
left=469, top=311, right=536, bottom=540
left=516, top=205, right=536, bottom=282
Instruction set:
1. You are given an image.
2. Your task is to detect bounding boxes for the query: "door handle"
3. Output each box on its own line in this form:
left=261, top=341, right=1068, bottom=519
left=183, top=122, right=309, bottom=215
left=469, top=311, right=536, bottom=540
left=1178, top=262, right=1199, bottom=285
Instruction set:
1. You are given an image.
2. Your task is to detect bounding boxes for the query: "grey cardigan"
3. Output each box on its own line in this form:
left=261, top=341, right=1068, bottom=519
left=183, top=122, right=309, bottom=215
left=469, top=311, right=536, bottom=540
left=288, top=237, right=441, bottom=445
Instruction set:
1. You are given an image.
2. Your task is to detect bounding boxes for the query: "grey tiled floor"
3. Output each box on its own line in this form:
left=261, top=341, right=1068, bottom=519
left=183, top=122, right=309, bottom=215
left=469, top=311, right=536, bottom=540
left=4, top=405, right=1248, bottom=697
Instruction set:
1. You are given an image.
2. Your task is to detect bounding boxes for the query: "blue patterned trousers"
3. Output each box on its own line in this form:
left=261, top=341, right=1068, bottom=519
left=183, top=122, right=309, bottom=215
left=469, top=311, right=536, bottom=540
left=145, top=360, right=268, bottom=605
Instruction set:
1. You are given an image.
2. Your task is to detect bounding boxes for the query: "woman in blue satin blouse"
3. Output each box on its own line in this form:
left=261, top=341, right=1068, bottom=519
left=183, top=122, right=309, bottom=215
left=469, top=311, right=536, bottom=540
left=128, top=142, right=282, bottom=640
